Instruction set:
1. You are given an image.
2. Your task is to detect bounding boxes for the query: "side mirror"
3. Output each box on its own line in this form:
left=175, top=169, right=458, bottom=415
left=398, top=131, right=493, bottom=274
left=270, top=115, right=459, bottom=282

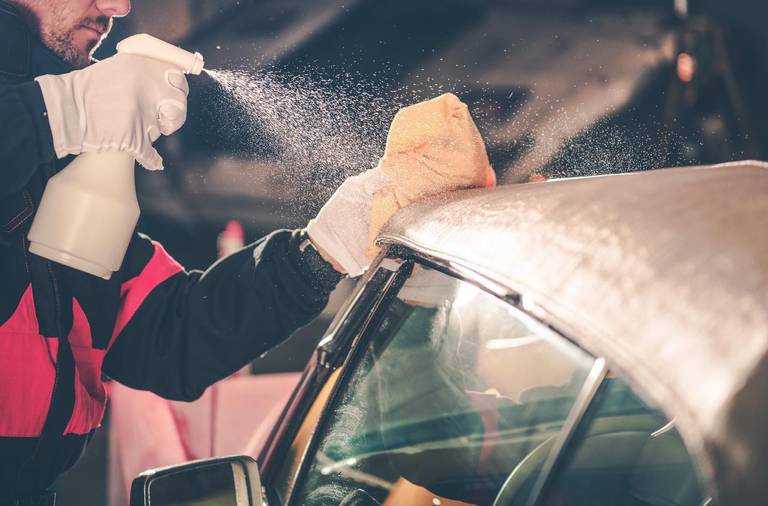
left=129, top=455, right=264, bottom=506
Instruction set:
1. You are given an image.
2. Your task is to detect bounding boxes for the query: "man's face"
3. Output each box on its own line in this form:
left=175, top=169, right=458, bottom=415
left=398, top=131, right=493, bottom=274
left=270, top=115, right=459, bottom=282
left=21, top=0, right=131, bottom=68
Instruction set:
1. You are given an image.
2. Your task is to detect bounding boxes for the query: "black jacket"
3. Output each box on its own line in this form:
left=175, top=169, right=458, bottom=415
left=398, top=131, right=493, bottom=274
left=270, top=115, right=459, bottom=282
left=0, top=2, right=341, bottom=499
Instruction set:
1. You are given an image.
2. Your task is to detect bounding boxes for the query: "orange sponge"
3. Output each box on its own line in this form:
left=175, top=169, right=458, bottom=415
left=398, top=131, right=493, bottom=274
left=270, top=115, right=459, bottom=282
left=367, top=93, right=496, bottom=256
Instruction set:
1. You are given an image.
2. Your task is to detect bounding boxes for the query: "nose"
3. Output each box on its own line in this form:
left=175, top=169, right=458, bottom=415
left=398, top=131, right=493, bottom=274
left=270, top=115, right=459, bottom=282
left=95, top=0, right=131, bottom=17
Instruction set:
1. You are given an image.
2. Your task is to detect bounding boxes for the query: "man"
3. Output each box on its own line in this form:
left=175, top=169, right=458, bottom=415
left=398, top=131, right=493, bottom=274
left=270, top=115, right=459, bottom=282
left=0, top=0, right=388, bottom=503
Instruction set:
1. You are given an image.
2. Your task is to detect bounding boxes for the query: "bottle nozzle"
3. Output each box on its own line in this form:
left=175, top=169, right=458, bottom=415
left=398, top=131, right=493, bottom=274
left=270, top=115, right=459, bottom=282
left=116, top=34, right=205, bottom=75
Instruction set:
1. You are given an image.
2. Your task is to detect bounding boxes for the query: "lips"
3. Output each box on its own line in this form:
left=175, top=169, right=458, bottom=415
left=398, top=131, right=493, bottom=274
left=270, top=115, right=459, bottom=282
left=80, top=25, right=104, bottom=37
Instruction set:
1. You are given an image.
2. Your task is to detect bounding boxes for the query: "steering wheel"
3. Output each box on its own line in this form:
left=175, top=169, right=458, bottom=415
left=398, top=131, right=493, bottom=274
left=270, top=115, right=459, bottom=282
left=492, top=436, right=557, bottom=506
left=492, top=415, right=667, bottom=506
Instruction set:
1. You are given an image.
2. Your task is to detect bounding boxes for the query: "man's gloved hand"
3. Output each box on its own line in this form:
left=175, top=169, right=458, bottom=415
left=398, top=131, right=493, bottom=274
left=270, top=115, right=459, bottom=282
left=307, top=93, right=495, bottom=278
left=35, top=53, right=189, bottom=170
left=306, top=167, right=389, bottom=277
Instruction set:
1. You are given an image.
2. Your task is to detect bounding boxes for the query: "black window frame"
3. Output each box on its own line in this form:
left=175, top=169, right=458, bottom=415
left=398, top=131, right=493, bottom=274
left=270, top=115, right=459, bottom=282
left=259, top=255, right=412, bottom=505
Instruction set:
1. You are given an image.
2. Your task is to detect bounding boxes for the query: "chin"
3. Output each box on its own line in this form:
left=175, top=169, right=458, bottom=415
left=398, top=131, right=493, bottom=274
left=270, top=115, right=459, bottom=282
left=79, top=43, right=102, bottom=66
left=76, top=41, right=95, bottom=59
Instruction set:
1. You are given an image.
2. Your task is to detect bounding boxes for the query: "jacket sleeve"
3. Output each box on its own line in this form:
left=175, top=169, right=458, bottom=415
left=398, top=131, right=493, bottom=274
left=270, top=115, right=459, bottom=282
left=102, top=229, right=342, bottom=401
left=0, top=80, right=56, bottom=199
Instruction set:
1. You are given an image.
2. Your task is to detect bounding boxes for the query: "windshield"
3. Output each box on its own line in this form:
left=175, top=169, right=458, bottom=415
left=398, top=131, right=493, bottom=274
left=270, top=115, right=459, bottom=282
left=290, top=265, right=596, bottom=505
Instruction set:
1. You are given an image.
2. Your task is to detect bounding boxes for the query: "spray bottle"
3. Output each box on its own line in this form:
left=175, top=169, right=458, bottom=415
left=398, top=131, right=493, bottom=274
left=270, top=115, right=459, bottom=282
left=27, top=35, right=204, bottom=279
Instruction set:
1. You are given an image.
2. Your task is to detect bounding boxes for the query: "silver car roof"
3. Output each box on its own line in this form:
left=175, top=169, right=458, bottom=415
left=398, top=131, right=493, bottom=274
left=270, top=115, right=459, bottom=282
left=378, top=160, right=768, bottom=505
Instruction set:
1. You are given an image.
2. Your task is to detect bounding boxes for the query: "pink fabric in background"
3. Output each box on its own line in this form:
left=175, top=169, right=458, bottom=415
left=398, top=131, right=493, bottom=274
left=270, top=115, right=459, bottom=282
left=107, top=372, right=300, bottom=506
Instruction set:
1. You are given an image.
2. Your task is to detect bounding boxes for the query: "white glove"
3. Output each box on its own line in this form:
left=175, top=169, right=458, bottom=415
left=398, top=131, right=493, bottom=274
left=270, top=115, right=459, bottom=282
left=306, top=167, right=389, bottom=277
left=35, top=53, right=189, bottom=170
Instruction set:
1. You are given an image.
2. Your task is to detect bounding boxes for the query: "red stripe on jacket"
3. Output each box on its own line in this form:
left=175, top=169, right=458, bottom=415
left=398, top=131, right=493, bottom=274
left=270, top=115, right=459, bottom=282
left=109, top=241, right=183, bottom=348
left=0, top=285, right=57, bottom=437
left=64, top=298, right=106, bottom=435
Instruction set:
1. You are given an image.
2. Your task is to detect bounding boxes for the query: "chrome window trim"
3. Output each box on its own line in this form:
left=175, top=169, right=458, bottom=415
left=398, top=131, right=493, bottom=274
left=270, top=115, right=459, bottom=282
left=526, top=358, right=608, bottom=506
left=379, top=237, right=517, bottom=301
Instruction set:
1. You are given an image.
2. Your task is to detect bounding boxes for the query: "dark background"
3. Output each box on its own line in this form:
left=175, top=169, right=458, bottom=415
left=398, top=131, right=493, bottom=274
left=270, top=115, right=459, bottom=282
left=94, top=0, right=768, bottom=272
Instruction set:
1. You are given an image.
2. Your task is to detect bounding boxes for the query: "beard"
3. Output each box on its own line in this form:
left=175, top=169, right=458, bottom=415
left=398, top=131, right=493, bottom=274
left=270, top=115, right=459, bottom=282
left=45, top=16, right=112, bottom=68
left=11, top=0, right=114, bottom=68
left=35, top=0, right=112, bottom=69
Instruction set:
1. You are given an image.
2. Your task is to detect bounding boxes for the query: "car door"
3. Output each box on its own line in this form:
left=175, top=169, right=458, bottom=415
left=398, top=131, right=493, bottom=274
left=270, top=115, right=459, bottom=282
left=262, top=253, right=716, bottom=506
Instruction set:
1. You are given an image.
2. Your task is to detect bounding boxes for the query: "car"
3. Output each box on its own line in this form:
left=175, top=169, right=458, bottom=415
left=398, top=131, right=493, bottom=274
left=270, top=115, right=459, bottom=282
left=127, top=161, right=768, bottom=506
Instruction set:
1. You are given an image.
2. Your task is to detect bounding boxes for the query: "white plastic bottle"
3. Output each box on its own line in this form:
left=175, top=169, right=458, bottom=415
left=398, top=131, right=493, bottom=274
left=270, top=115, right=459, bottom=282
left=27, top=35, right=204, bottom=279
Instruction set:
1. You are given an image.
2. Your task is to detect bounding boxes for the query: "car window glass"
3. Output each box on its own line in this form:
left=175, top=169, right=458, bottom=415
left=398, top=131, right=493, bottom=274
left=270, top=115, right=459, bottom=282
left=290, top=265, right=595, bottom=506
left=537, top=377, right=716, bottom=506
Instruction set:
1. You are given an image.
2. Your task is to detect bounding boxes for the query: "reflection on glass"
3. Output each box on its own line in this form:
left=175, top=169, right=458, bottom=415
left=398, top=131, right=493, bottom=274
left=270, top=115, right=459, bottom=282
left=292, top=265, right=595, bottom=505
left=538, top=378, right=715, bottom=506
left=148, top=462, right=245, bottom=506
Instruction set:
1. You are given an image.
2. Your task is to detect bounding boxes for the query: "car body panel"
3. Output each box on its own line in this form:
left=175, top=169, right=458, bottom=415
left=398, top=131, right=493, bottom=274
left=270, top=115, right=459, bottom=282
left=377, top=161, right=768, bottom=504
